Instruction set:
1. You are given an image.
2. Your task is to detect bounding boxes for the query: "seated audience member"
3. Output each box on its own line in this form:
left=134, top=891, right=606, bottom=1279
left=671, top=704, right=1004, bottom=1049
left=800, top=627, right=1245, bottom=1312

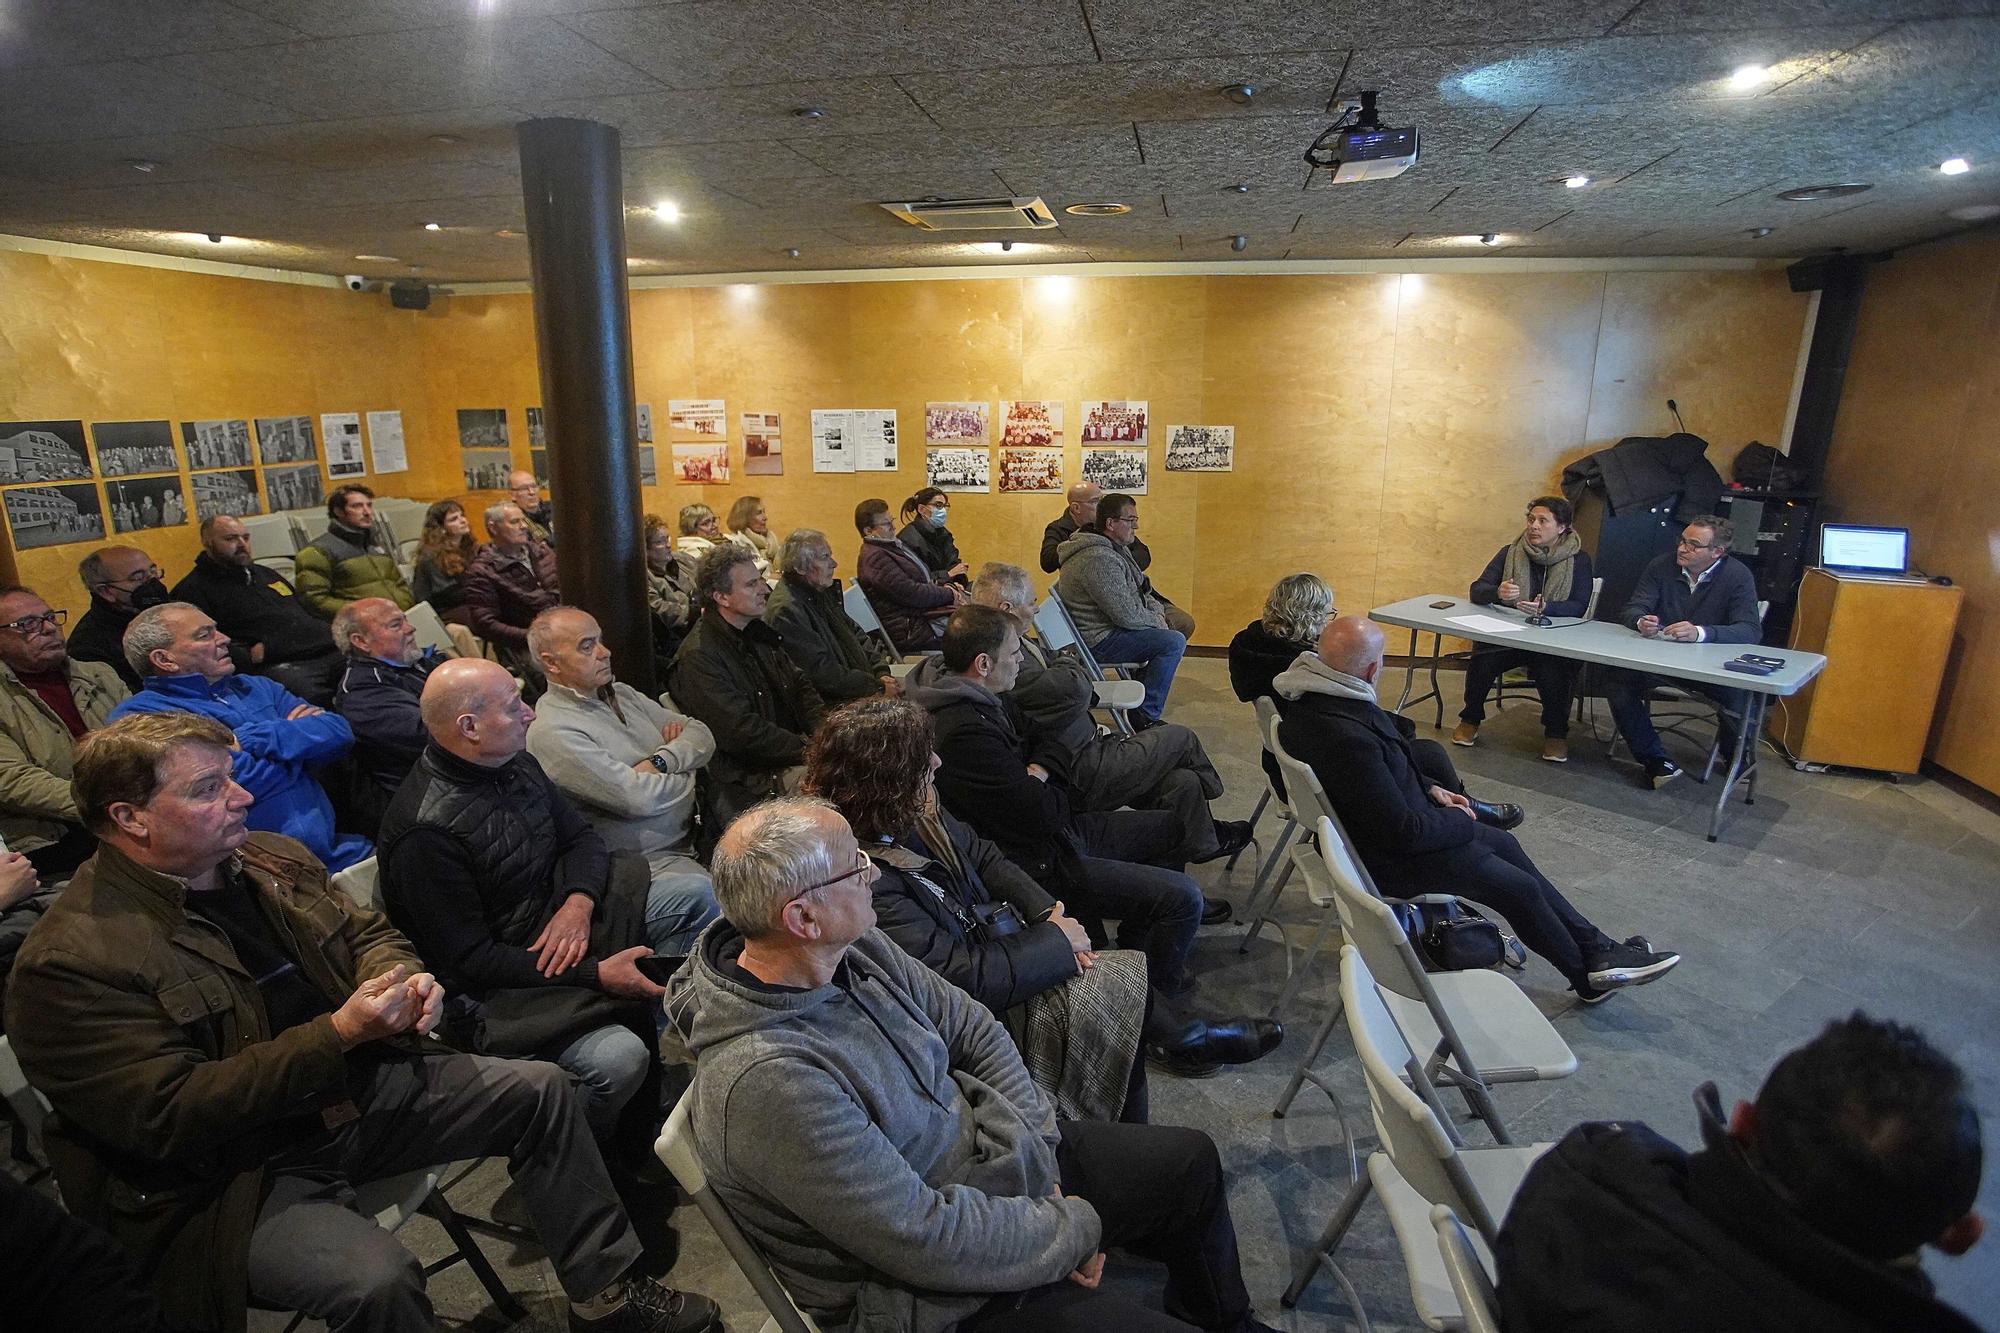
left=294, top=484, right=415, bottom=620
left=0, top=849, right=49, bottom=1021
left=926, top=561, right=1247, bottom=864
left=173, top=513, right=345, bottom=705
left=1606, top=514, right=1764, bottom=789
left=465, top=501, right=561, bottom=683
left=898, top=486, right=971, bottom=585
left=1452, top=495, right=1596, bottom=763
left=664, top=798, right=1282, bottom=1333
left=510, top=469, right=556, bottom=545
left=724, top=494, right=773, bottom=574
left=0, top=583, right=127, bottom=879
left=764, top=527, right=899, bottom=703
left=804, top=696, right=1151, bottom=1122
left=909, top=606, right=1277, bottom=1076
left=0, top=1169, right=168, bottom=1331
left=70, top=545, right=171, bottom=690
left=526, top=606, right=720, bottom=955
left=1276, top=616, right=1680, bottom=1002
left=410, top=498, right=479, bottom=625
left=1055, top=493, right=1186, bottom=724
left=111, top=602, right=370, bottom=872
left=669, top=545, right=827, bottom=822
left=673, top=503, right=723, bottom=576
left=856, top=496, right=963, bottom=652
left=1043, top=482, right=1193, bottom=636
left=333, top=597, right=445, bottom=832
left=1227, top=572, right=1336, bottom=792
left=377, top=659, right=674, bottom=1156
left=1497, top=1012, right=1986, bottom=1333
left=5, top=711, right=717, bottom=1333
left=644, top=513, right=697, bottom=660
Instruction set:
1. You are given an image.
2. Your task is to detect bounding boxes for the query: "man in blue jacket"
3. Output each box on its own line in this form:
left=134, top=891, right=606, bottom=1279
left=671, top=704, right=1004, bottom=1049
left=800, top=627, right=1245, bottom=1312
left=109, top=601, right=370, bottom=871
left=1604, top=515, right=1765, bottom=789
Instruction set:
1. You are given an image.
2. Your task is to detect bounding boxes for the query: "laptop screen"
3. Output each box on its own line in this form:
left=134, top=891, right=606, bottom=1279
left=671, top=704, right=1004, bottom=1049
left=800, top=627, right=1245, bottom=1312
left=1820, top=524, right=1909, bottom=573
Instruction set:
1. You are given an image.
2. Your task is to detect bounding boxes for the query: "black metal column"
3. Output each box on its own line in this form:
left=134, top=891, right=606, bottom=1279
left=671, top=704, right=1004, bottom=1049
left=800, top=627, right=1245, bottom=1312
left=1783, top=252, right=1880, bottom=488
left=516, top=117, right=653, bottom=694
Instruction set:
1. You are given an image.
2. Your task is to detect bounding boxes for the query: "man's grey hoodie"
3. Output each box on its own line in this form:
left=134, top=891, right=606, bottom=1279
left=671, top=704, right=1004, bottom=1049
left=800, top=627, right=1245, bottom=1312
left=663, top=921, right=1101, bottom=1333
left=1053, top=531, right=1168, bottom=645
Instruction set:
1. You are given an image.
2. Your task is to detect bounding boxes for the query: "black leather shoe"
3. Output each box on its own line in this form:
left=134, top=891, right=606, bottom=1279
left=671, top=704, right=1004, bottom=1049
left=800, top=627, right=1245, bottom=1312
left=1147, top=1016, right=1283, bottom=1078
left=1192, top=819, right=1254, bottom=864
left=1200, top=896, right=1234, bottom=926
left=1468, top=798, right=1525, bottom=831
left=1129, top=711, right=1162, bottom=731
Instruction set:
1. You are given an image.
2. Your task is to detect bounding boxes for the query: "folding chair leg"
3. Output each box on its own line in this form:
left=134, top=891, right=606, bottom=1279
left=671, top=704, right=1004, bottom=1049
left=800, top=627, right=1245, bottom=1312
left=1282, top=1171, right=1374, bottom=1308
left=1227, top=789, right=1271, bottom=871
left=422, top=1194, right=528, bottom=1321
left=1236, top=849, right=1296, bottom=955
left=1274, top=994, right=1346, bottom=1119
left=1267, top=906, right=1339, bottom=1020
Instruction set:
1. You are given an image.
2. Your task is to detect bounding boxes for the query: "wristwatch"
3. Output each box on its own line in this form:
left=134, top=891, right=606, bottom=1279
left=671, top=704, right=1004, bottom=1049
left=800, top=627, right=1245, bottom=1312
left=646, top=751, right=672, bottom=773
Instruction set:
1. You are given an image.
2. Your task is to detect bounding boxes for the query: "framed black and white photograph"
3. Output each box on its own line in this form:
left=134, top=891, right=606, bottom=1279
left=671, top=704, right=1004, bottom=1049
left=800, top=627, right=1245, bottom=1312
left=191, top=469, right=261, bottom=520
left=106, top=476, right=189, bottom=533
left=1164, top=424, right=1235, bottom=472
left=93, top=420, right=179, bottom=477
left=264, top=464, right=324, bottom=512
left=926, top=447, right=989, bottom=493
left=457, top=407, right=509, bottom=448
left=527, top=406, right=546, bottom=449
left=1081, top=446, right=1148, bottom=495
left=461, top=450, right=512, bottom=491
left=4, top=483, right=105, bottom=548
left=0, top=420, right=93, bottom=484
left=322, top=412, right=366, bottom=478
left=256, top=415, right=317, bottom=464
left=1080, top=400, right=1148, bottom=444
left=997, top=447, right=1063, bottom=493
left=637, top=403, right=655, bottom=444
left=181, top=418, right=253, bottom=470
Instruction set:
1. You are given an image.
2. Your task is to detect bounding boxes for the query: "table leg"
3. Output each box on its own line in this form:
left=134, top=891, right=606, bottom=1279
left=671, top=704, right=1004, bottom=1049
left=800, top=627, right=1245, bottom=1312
left=1394, top=628, right=1445, bottom=722
left=1706, top=694, right=1765, bottom=842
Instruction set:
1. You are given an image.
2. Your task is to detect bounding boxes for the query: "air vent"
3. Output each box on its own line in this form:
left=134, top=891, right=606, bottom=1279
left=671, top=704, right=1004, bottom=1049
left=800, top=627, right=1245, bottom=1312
left=879, top=196, right=1058, bottom=231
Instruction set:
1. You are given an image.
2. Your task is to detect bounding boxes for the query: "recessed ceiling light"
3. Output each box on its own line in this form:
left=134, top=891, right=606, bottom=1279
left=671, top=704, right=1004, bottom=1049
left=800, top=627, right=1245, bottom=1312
left=354, top=253, right=399, bottom=262
left=1563, top=174, right=1591, bottom=189
left=1746, top=227, right=1774, bottom=239
left=430, top=134, right=463, bottom=146
left=125, top=158, right=160, bottom=173
left=794, top=107, right=827, bottom=122
left=1220, top=83, right=1256, bottom=105
left=1729, top=63, right=1770, bottom=90
left=1777, top=183, right=1871, bottom=201
left=1064, top=202, right=1131, bottom=217
left=1940, top=157, right=1971, bottom=176
left=784, top=247, right=802, bottom=259
left=1947, top=203, right=2000, bottom=222
left=1229, top=183, right=1251, bottom=194
left=653, top=199, right=681, bottom=222
left=494, top=228, right=519, bottom=238
left=422, top=221, right=442, bottom=231
left=1231, top=234, right=1249, bottom=252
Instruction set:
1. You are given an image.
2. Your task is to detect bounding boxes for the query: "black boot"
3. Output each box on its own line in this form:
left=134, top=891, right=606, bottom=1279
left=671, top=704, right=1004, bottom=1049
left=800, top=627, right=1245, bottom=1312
left=1468, top=797, right=1524, bottom=830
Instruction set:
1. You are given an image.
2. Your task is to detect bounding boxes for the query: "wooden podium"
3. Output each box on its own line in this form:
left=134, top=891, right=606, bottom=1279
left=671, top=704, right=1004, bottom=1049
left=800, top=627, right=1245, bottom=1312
left=1778, top=568, right=1962, bottom=774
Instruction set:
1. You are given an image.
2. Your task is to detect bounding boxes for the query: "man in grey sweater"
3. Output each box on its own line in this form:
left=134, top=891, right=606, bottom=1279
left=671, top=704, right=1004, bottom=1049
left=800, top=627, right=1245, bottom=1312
left=1054, top=493, right=1186, bottom=723
left=663, top=797, right=1279, bottom=1333
left=525, top=606, right=719, bottom=956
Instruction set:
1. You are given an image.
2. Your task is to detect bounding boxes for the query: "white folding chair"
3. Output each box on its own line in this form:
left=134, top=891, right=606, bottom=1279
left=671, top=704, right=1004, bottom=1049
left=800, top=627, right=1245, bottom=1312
left=1433, top=1205, right=1502, bottom=1333
left=1281, top=947, right=1551, bottom=1328
left=1033, top=587, right=1144, bottom=735
left=1275, top=818, right=1577, bottom=1142
left=1235, top=698, right=1302, bottom=953
left=330, top=855, right=383, bottom=912
left=842, top=580, right=904, bottom=659
left=402, top=600, right=457, bottom=658
left=657, top=1095, right=822, bottom=1333
left=242, top=510, right=304, bottom=555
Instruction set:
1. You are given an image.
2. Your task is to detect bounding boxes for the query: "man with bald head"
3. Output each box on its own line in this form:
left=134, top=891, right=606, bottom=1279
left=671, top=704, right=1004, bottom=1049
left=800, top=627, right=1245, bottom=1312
left=376, top=658, right=676, bottom=1163
left=1274, top=615, right=1681, bottom=1004
left=70, top=545, right=172, bottom=690
left=173, top=512, right=345, bottom=705
left=1041, top=483, right=1194, bottom=635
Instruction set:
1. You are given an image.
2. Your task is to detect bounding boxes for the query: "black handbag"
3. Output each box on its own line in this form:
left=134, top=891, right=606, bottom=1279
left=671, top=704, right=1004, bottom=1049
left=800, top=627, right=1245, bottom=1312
left=1390, top=898, right=1505, bottom=972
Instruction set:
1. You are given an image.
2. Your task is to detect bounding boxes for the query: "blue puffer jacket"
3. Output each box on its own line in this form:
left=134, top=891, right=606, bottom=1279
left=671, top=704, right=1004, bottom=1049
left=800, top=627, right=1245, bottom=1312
left=109, top=672, right=370, bottom=871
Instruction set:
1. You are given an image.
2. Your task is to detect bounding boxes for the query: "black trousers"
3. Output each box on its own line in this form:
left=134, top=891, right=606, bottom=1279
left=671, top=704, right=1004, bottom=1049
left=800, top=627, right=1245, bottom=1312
left=960, top=1120, right=1253, bottom=1333
left=1603, top=668, right=1745, bottom=763
left=1459, top=647, right=1576, bottom=738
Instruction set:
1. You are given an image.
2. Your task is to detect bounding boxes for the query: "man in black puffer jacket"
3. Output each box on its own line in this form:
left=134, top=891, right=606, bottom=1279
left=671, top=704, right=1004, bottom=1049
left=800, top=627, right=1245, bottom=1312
left=1497, top=1012, right=1986, bottom=1333
left=377, top=658, right=667, bottom=1157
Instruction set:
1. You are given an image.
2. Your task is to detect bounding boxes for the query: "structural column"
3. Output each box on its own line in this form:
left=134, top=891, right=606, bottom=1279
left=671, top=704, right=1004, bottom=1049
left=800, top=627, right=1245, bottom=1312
left=516, top=117, right=654, bottom=693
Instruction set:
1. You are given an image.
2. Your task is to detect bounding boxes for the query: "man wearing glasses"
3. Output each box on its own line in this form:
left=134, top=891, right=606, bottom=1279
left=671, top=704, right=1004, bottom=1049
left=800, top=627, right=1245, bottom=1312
left=0, top=584, right=128, bottom=880
left=70, top=546, right=173, bottom=690
left=1052, top=493, right=1187, bottom=725
left=1605, top=516, right=1765, bottom=789
left=509, top=470, right=556, bottom=546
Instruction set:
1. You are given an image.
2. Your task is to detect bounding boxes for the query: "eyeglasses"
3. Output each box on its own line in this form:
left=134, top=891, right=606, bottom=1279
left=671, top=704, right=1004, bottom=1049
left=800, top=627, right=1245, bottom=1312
left=1676, top=537, right=1720, bottom=550
left=97, top=564, right=163, bottom=588
left=794, top=848, right=872, bottom=899
left=0, top=609, right=64, bottom=635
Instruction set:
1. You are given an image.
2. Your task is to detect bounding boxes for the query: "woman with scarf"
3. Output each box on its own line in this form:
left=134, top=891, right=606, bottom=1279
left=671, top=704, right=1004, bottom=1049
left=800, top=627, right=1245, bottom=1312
left=1453, top=494, right=1595, bottom=763
left=724, top=494, right=774, bottom=576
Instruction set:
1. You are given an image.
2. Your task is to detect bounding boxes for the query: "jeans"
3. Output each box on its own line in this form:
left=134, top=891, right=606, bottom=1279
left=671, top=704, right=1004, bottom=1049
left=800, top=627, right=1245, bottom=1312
left=643, top=852, right=720, bottom=956
left=1459, top=647, right=1576, bottom=738
left=248, top=1051, right=641, bottom=1332
left=1090, top=625, right=1187, bottom=721
left=1070, top=809, right=1203, bottom=995
left=960, top=1120, right=1253, bottom=1333
left=1603, top=668, right=1745, bottom=763
left=554, top=1024, right=652, bottom=1142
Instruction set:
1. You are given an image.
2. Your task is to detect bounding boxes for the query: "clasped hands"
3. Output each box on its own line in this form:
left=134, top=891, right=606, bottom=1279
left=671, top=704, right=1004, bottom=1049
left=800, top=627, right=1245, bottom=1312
left=530, top=892, right=664, bottom=999
left=1429, top=784, right=1477, bottom=819
left=331, top=964, right=444, bottom=1049
left=1636, top=614, right=1700, bottom=642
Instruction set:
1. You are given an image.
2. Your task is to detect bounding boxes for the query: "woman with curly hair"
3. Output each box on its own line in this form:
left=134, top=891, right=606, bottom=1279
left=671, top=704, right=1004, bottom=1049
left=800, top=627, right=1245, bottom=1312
left=804, top=696, right=1149, bottom=1121
left=410, top=499, right=480, bottom=625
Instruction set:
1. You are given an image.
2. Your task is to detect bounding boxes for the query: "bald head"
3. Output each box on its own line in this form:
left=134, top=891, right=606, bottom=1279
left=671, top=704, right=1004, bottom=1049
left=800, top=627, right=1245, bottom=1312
left=1317, top=614, right=1386, bottom=681
left=1065, top=481, right=1102, bottom=527
left=420, top=658, right=534, bottom=764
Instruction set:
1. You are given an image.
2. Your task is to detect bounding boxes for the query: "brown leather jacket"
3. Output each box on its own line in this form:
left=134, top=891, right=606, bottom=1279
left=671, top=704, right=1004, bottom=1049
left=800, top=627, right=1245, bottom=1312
left=4, top=834, right=422, bottom=1332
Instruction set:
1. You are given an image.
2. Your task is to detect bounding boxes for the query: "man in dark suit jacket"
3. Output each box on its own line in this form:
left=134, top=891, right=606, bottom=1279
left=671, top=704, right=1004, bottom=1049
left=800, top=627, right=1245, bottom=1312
left=1276, top=615, right=1682, bottom=1003
left=1605, top=515, right=1765, bottom=789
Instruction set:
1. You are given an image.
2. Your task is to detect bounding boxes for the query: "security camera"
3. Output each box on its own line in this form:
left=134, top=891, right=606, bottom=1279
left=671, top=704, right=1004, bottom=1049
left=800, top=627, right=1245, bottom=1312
left=343, top=274, right=367, bottom=292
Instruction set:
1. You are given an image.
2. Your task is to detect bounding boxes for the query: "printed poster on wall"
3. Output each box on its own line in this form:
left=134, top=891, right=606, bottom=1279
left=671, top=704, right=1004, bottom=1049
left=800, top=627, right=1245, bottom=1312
left=999, top=400, right=1062, bottom=448
left=927, top=447, right=989, bottom=493
left=256, top=415, right=317, bottom=464
left=365, top=411, right=407, bottom=474
left=1081, top=447, right=1148, bottom=495
left=1080, top=399, right=1147, bottom=444
left=674, top=444, right=730, bottom=484
left=322, top=412, right=366, bottom=478
left=637, top=403, right=655, bottom=444
left=181, top=419, right=253, bottom=471
left=669, top=399, right=725, bottom=441
left=3, top=483, right=105, bottom=548
left=92, top=420, right=177, bottom=477
left=1163, top=425, right=1234, bottom=472
left=743, top=411, right=782, bottom=476
left=997, top=447, right=1063, bottom=493
left=0, top=420, right=92, bottom=484
left=925, top=401, right=988, bottom=445
left=811, top=409, right=897, bottom=473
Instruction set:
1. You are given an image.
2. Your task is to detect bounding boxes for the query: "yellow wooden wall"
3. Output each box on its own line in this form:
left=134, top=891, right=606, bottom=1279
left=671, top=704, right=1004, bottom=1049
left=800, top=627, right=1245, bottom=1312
left=2, top=249, right=1811, bottom=645
left=1820, top=228, right=2000, bottom=794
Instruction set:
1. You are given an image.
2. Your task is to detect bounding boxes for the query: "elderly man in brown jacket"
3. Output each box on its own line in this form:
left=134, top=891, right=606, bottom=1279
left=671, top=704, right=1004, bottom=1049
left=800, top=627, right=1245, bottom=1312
left=5, top=711, right=719, bottom=1333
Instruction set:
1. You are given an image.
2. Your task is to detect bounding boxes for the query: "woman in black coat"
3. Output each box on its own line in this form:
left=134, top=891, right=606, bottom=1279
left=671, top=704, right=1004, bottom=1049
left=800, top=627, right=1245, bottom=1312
left=897, top=486, right=970, bottom=585
left=1226, top=572, right=1336, bottom=788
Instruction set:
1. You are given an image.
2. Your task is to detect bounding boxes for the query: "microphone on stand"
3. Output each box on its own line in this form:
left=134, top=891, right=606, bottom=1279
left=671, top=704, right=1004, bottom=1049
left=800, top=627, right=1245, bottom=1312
left=1668, top=398, right=1687, bottom=433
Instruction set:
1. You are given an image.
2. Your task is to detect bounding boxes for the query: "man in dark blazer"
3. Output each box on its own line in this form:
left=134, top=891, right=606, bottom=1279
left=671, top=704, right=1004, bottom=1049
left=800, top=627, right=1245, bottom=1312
left=1275, top=615, right=1681, bottom=1004
left=1605, top=515, right=1765, bottom=789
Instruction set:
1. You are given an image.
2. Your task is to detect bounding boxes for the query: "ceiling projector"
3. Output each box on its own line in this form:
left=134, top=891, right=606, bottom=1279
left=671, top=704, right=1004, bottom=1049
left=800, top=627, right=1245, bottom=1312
left=1304, top=91, right=1419, bottom=182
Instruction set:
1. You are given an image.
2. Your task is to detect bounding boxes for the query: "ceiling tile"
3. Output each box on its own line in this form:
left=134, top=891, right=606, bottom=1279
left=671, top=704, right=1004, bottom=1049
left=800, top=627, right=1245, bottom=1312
left=0, top=0, right=300, bottom=68
left=0, top=133, right=302, bottom=188
left=0, top=61, right=297, bottom=145
left=1083, top=0, right=1636, bottom=59
left=522, top=81, right=935, bottom=148
left=900, top=52, right=1347, bottom=130
left=204, top=109, right=532, bottom=169
left=1773, top=16, right=2000, bottom=119
left=1610, top=1, right=1994, bottom=36
left=243, top=0, right=661, bottom=39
